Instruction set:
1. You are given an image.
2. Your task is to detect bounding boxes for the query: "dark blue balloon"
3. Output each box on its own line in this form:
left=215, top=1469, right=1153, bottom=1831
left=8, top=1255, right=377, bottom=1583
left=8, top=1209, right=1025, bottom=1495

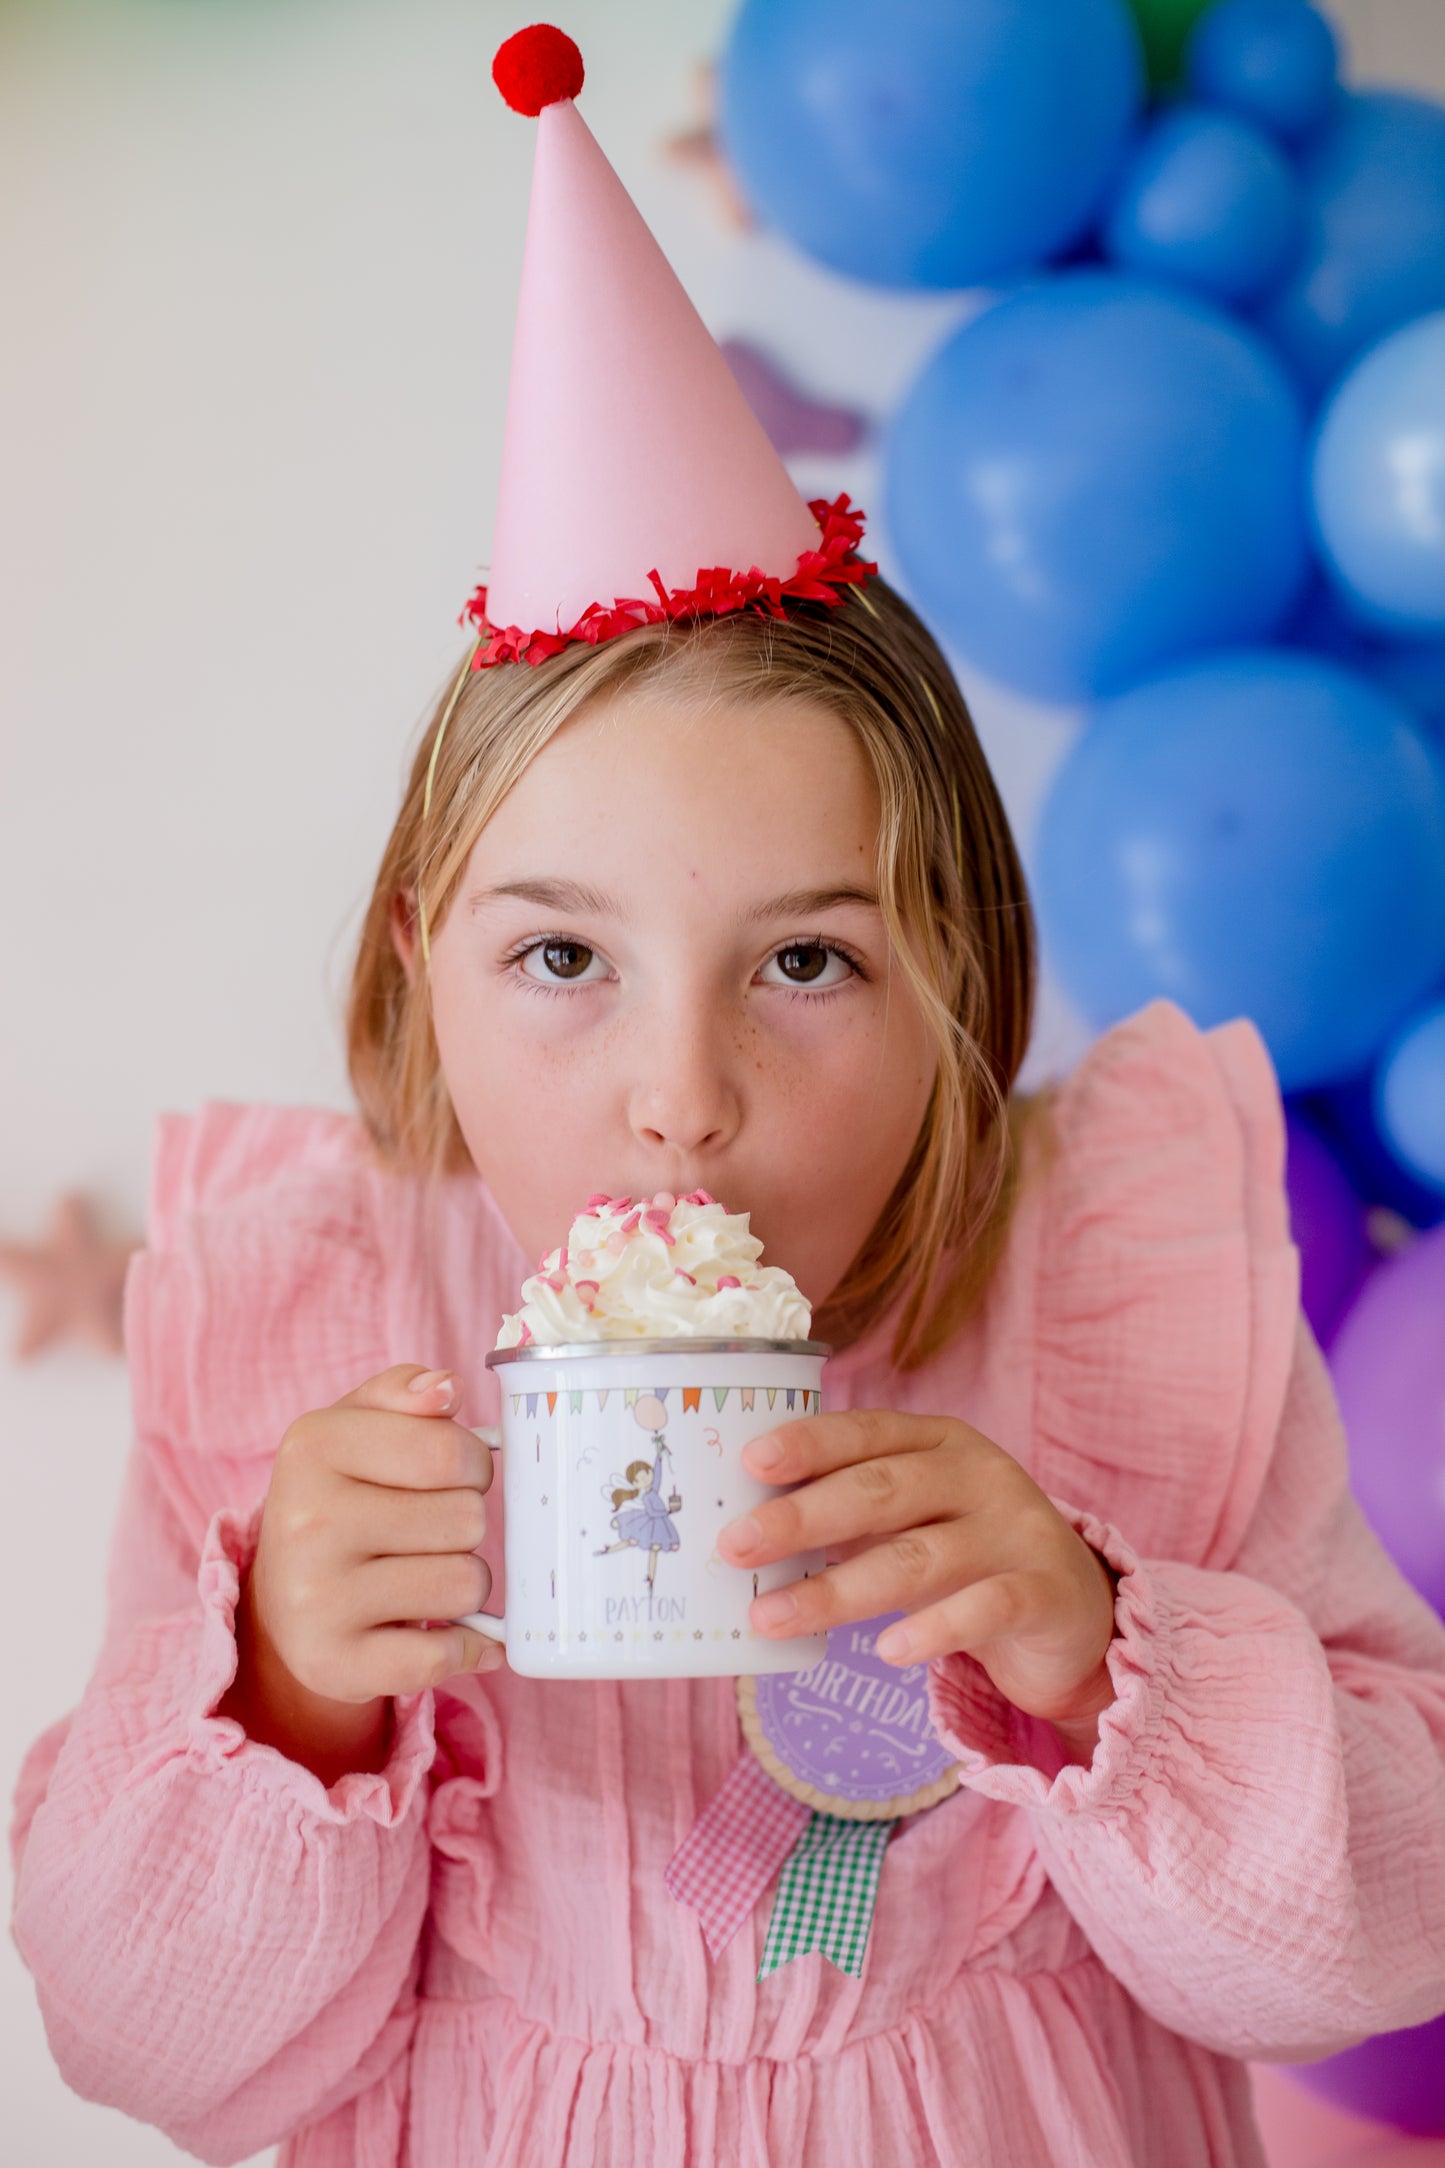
left=1185, top=0, right=1339, bottom=143
left=1285, top=576, right=1445, bottom=740
left=1033, top=650, right=1445, bottom=1090
left=1256, top=91, right=1445, bottom=402
left=1101, top=104, right=1303, bottom=303
left=1298, top=1073, right=1445, bottom=1230
left=716, top=0, right=1144, bottom=290
left=883, top=272, right=1308, bottom=701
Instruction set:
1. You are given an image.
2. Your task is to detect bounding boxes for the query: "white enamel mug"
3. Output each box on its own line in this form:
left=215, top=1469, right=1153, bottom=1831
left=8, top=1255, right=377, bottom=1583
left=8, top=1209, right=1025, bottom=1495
left=457, top=1339, right=830, bottom=1680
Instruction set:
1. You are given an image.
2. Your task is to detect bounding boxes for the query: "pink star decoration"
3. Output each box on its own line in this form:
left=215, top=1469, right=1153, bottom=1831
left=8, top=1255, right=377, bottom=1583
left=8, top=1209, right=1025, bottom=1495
left=0, top=1193, right=141, bottom=1360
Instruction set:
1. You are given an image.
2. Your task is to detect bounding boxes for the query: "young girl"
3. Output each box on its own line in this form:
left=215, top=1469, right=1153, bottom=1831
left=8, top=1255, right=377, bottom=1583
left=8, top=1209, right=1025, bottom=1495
left=12, top=27, right=1445, bottom=2168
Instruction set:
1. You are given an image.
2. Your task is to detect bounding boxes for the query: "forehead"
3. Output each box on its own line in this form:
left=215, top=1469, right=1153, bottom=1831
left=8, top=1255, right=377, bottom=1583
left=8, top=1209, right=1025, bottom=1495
left=472, top=684, right=881, bottom=873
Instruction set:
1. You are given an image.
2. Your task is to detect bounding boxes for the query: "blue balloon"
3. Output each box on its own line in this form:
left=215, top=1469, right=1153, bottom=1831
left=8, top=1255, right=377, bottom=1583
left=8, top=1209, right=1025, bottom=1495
left=1299, top=1072, right=1445, bottom=1230
left=883, top=272, right=1308, bottom=701
left=1311, top=311, right=1445, bottom=636
left=1374, top=1002, right=1445, bottom=1195
left=1033, top=650, right=1445, bottom=1089
left=1284, top=574, right=1445, bottom=738
left=1369, top=640, right=1445, bottom=742
left=1256, top=92, right=1445, bottom=401
left=1185, top=0, right=1339, bottom=143
left=1101, top=104, right=1303, bottom=303
left=716, top=0, right=1143, bottom=290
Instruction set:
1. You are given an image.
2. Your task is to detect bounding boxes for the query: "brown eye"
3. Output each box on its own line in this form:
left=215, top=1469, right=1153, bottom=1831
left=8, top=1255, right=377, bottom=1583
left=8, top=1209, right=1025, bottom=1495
left=759, top=941, right=855, bottom=992
left=777, top=943, right=829, bottom=983
left=540, top=940, right=595, bottom=980
left=517, top=937, right=608, bottom=986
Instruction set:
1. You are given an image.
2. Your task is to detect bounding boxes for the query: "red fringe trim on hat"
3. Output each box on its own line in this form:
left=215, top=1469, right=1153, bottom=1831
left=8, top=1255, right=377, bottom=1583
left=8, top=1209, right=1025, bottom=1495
left=460, top=493, right=878, bottom=669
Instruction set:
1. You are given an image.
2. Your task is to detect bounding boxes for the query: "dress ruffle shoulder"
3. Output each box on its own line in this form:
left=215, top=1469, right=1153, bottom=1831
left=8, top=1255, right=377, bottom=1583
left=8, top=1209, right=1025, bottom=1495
left=1024, top=996, right=1301, bottom=1574
left=124, top=1102, right=392, bottom=1543
left=920, top=997, right=1306, bottom=1810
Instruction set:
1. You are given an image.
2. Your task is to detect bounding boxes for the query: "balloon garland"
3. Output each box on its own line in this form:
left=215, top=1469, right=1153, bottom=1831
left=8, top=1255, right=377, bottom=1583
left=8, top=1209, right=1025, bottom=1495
left=719, top=0, right=1445, bottom=2138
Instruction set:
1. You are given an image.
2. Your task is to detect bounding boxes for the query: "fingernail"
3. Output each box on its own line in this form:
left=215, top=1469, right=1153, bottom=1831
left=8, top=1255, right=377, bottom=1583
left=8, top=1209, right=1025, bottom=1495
left=754, top=1588, right=797, bottom=1626
left=748, top=1435, right=784, bottom=1470
left=723, top=1515, right=762, bottom=1556
left=409, top=1368, right=456, bottom=1401
left=876, top=1623, right=913, bottom=1662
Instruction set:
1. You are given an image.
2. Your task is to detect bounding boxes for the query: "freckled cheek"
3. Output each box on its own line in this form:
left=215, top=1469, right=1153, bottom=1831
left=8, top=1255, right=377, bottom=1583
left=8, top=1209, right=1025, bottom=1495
left=435, top=993, right=607, bottom=1157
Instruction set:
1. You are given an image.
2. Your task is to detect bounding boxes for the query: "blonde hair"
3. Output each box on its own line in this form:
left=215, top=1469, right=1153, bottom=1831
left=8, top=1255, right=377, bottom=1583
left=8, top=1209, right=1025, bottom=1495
left=347, top=578, right=1044, bottom=1369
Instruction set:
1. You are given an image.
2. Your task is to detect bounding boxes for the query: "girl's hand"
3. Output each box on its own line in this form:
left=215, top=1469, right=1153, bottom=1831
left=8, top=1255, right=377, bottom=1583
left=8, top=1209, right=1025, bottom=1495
left=718, top=1410, right=1120, bottom=1737
left=242, top=1364, right=503, bottom=1709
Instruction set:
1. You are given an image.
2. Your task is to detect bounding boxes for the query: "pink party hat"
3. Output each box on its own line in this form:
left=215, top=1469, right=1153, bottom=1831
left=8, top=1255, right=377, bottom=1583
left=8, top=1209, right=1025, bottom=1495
left=463, top=24, right=877, bottom=669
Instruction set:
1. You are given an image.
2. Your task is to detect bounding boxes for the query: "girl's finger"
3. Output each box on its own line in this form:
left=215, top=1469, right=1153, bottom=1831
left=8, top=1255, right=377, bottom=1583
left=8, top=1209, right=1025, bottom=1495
left=361, top=1623, right=506, bottom=1698
left=869, top=1571, right=1041, bottom=1666
left=345, top=1550, right=492, bottom=1631
left=741, top=1408, right=978, bottom=1483
left=329, top=1480, right=487, bottom=1560
left=720, top=1444, right=968, bottom=1567
left=299, top=1408, right=494, bottom=1494
left=748, top=1520, right=979, bottom=1641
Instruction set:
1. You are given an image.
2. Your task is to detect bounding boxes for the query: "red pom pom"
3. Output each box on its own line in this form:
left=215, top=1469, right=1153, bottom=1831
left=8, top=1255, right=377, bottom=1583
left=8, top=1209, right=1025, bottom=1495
left=492, top=24, right=585, bottom=116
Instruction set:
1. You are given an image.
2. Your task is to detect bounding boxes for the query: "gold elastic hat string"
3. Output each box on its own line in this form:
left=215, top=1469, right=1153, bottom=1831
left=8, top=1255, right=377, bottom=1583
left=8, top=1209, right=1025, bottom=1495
left=416, top=635, right=484, bottom=972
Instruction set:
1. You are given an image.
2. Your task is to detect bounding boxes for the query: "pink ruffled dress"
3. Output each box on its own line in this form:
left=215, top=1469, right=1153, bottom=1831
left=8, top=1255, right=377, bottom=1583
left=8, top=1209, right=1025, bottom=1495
left=11, top=999, right=1445, bottom=2167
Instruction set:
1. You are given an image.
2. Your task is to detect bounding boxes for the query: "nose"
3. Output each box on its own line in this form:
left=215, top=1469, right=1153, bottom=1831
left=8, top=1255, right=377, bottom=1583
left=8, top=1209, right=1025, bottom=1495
left=626, top=998, right=742, bottom=1161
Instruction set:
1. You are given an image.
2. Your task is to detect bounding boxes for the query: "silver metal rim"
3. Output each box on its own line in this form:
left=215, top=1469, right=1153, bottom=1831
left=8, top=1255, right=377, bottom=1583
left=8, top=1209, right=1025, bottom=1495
left=485, top=1336, right=831, bottom=1367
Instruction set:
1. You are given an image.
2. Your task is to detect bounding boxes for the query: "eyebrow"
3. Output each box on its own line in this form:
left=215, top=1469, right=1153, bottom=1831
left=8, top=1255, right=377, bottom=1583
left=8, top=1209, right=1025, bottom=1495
left=466, top=879, right=883, bottom=923
left=467, top=878, right=621, bottom=917
left=738, top=885, right=882, bottom=923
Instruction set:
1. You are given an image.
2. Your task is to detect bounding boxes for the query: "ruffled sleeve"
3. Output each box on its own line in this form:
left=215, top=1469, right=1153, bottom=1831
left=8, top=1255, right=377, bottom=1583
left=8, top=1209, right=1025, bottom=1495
left=123, top=1100, right=393, bottom=1549
left=10, top=1101, right=452, bottom=2162
left=926, top=1000, right=1445, bottom=2060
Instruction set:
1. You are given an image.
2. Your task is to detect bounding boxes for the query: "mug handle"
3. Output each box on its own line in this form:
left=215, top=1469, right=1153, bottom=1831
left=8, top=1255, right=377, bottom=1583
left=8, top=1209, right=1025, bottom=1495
left=454, top=1426, right=506, bottom=1642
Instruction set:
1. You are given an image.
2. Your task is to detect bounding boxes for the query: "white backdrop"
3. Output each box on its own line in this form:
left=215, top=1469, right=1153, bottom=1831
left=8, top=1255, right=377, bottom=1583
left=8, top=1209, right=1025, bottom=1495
left=2, top=2, right=1441, bottom=2162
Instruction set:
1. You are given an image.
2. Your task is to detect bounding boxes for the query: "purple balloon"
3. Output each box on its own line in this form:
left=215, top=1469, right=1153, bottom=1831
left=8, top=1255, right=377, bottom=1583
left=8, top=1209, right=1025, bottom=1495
left=1284, top=1112, right=1369, bottom=1344
left=1329, top=1224, right=1445, bottom=1620
left=1287, top=2004, right=1445, bottom=2136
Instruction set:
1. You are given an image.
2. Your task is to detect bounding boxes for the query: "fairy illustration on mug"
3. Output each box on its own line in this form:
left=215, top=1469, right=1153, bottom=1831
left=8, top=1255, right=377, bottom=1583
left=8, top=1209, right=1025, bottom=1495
left=594, top=1393, right=683, bottom=1591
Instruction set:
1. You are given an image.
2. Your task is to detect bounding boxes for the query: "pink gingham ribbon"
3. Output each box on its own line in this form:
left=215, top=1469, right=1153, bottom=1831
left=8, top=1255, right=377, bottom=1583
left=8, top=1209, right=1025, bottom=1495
left=664, top=1753, right=811, bottom=1959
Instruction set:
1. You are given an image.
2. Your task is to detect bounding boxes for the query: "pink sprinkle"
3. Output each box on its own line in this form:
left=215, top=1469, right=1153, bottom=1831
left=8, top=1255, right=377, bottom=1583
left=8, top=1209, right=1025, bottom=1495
left=674, top=1268, right=696, bottom=1284
left=611, top=1197, right=633, bottom=1214
left=605, top=1230, right=627, bottom=1255
left=544, top=1272, right=567, bottom=1292
left=656, top=1224, right=676, bottom=1247
left=620, top=1209, right=642, bottom=1233
left=585, top=1192, right=611, bottom=1210
left=695, top=1190, right=718, bottom=1207
left=518, top=1321, right=533, bottom=1346
left=653, top=1190, right=676, bottom=1213
left=575, top=1279, right=600, bottom=1295
left=717, top=1275, right=741, bottom=1289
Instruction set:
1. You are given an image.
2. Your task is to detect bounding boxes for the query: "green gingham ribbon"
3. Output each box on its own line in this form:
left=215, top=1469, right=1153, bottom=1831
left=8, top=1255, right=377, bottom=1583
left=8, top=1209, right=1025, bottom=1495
left=756, top=1809, right=898, bottom=1980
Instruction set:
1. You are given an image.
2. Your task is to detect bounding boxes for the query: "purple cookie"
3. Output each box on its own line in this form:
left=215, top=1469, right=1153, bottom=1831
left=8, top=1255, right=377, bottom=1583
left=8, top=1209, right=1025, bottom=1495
left=738, top=1611, right=961, bottom=1821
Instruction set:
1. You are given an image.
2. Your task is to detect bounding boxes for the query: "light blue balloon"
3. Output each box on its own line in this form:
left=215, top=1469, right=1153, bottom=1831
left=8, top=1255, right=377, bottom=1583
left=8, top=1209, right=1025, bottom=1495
left=1311, top=311, right=1445, bottom=636
left=1257, top=92, right=1445, bottom=401
left=716, top=0, right=1143, bottom=290
left=1185, top=0, right=1339, bottom=143
left=1101, top=103, right=1303, bottom=303
left=1034, top=650, right=1445, bottom=1089
left=883, top=272, right=1308, bottom=701
left=1374, top=1002, right=1445, bottom=1195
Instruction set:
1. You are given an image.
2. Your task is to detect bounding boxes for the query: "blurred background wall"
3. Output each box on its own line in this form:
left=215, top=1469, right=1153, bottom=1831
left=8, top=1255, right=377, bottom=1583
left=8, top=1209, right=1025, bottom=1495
left=2, top=2, right=1443, bottom=2162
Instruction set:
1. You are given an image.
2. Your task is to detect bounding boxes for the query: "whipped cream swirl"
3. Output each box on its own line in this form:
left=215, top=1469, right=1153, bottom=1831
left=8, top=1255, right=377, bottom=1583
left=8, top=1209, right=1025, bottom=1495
left=495, top=1191, right=812, bottom=1346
